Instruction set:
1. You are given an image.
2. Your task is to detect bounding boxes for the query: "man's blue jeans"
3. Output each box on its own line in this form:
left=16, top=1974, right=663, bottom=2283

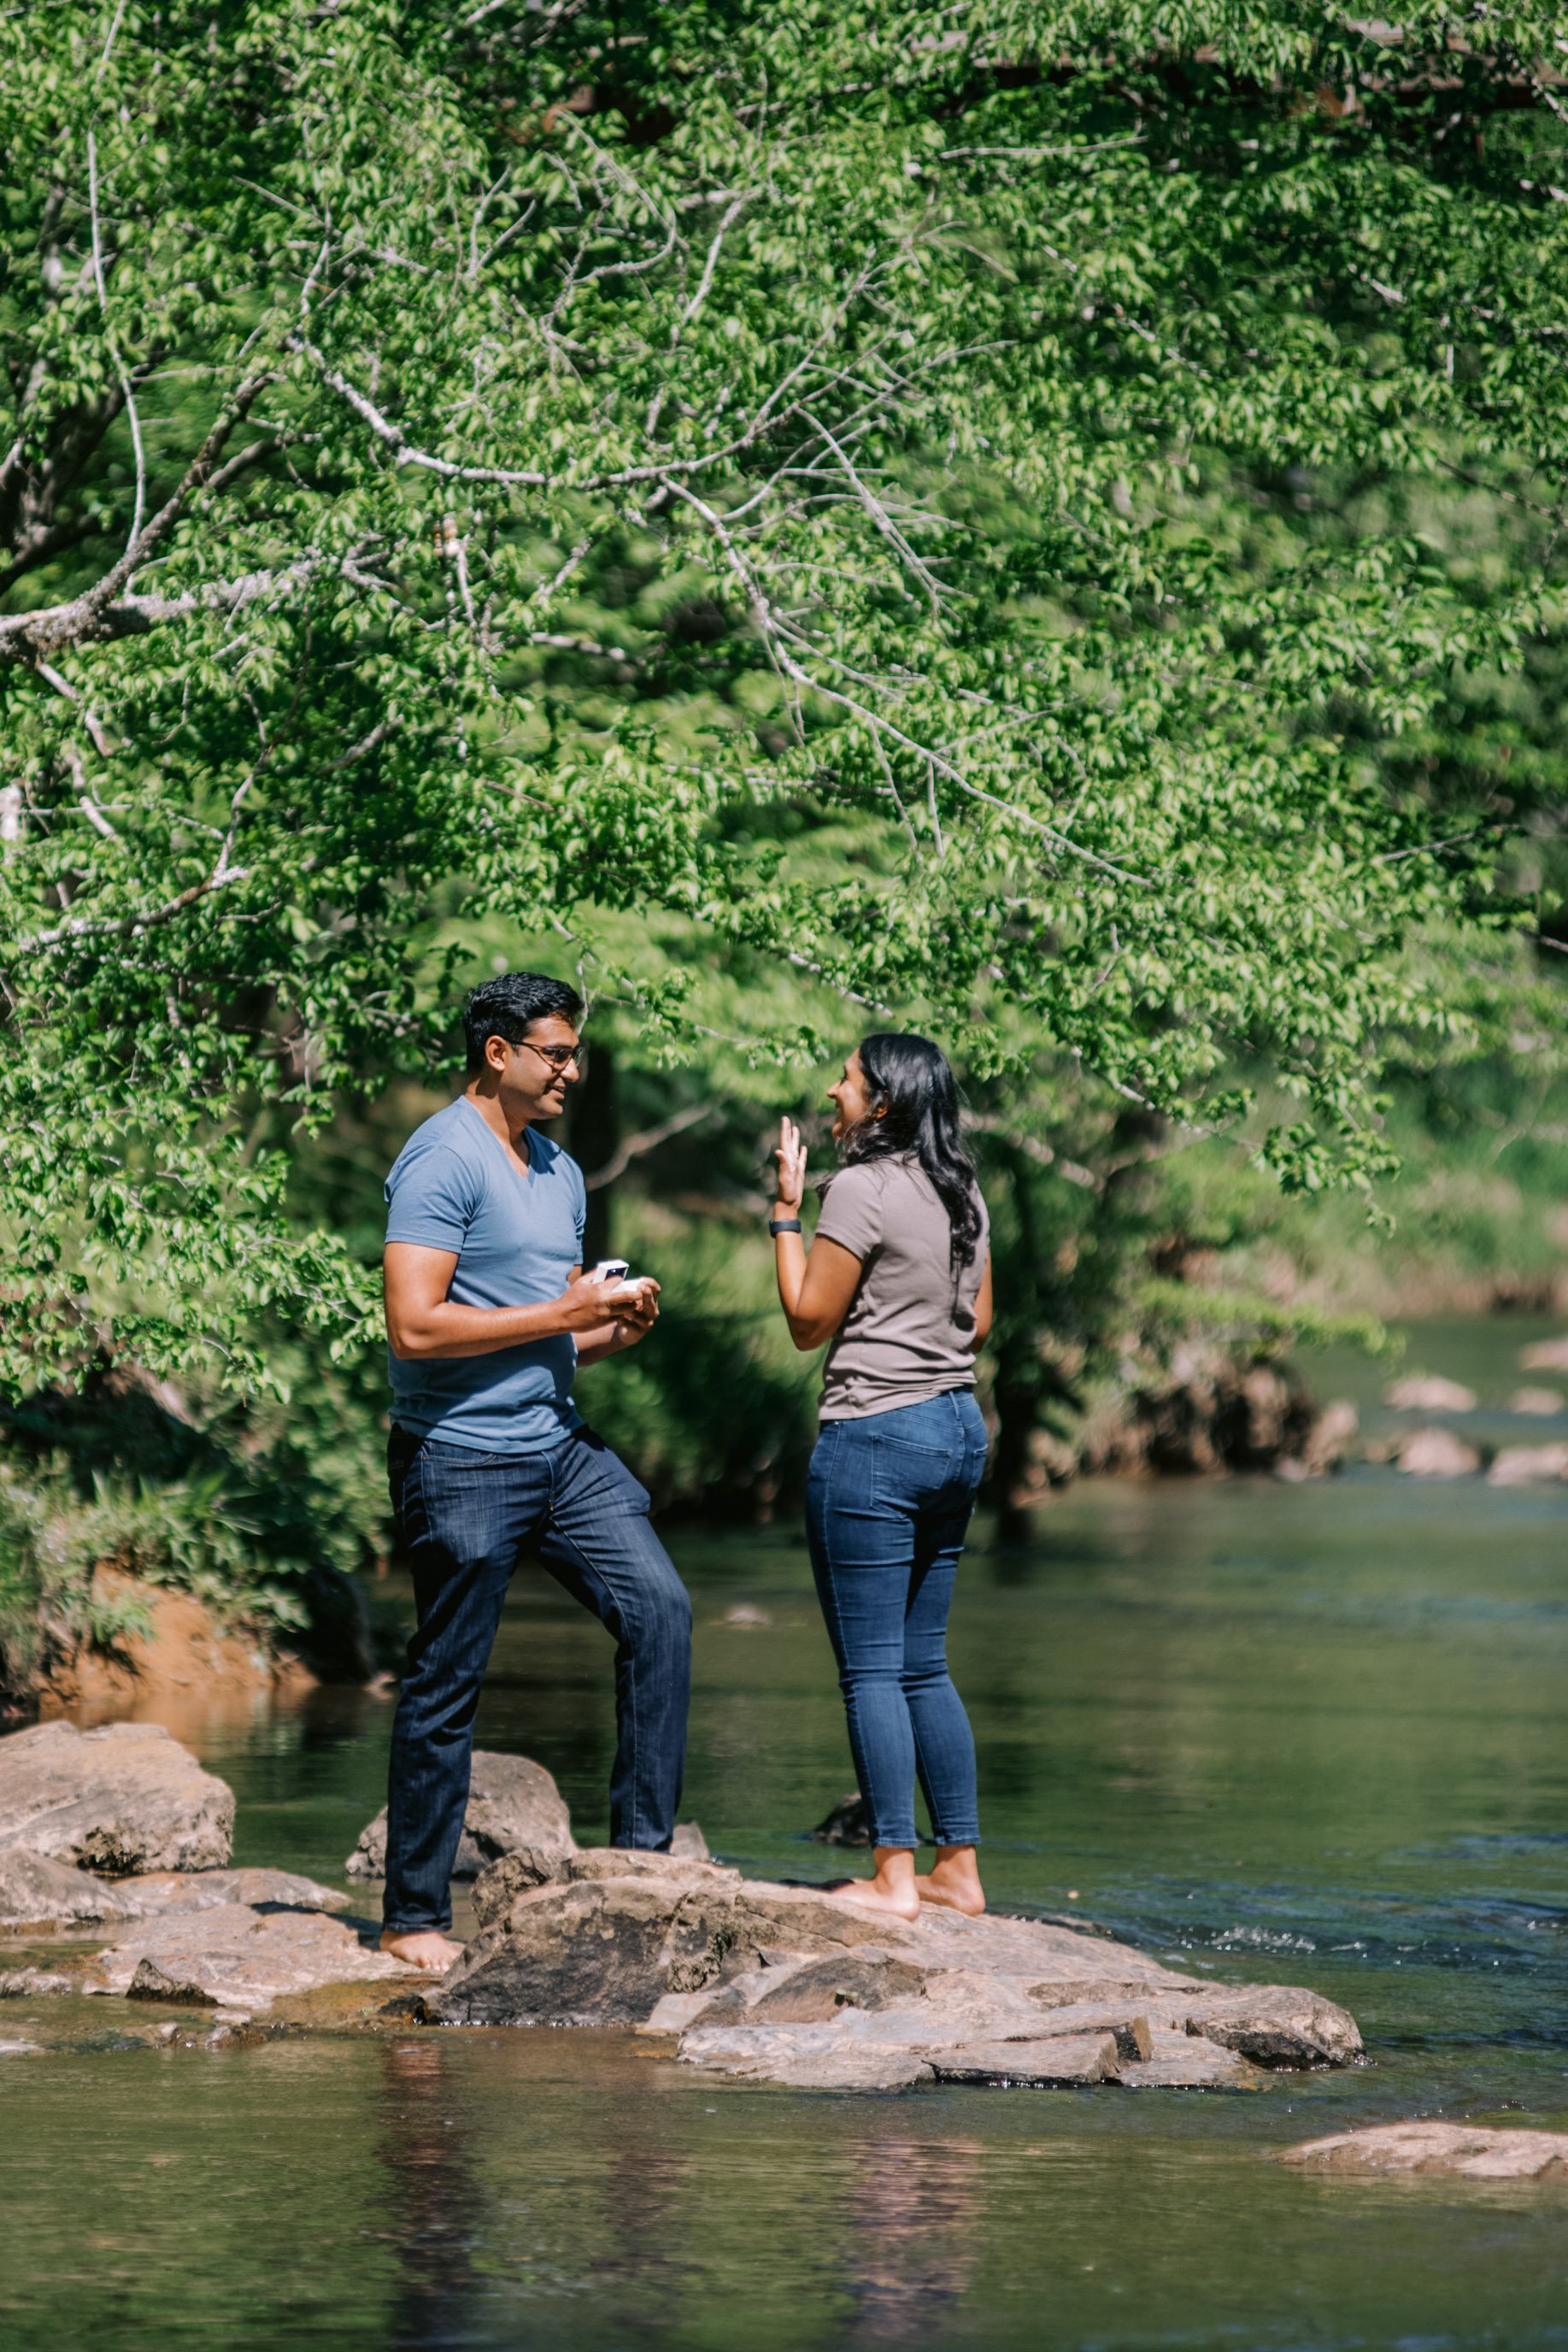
left=384, top=1424, right=692, bottom=1933
left=806, top=1389, right=988, bottom=1851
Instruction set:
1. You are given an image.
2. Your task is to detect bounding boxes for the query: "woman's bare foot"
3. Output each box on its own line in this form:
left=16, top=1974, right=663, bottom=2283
left=917, top=1844, right=986, bottom=1916
left=824, top=1846, right=922, bottom=1923
left=379, top=1927, right=464, bottom=1973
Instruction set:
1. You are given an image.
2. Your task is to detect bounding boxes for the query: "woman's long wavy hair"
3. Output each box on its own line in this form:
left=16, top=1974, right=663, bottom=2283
left=839, top=1032, right=984, bottom=1278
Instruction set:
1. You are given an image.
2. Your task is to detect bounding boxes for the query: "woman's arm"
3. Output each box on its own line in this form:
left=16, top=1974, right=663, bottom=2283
left=770, top=1116, right=865, bottom=1351
left=972, top=1250, right=993, bottom=1347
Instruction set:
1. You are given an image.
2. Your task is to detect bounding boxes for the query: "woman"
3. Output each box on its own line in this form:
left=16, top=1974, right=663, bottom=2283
left=771, top=1032, right=993, bottom=1920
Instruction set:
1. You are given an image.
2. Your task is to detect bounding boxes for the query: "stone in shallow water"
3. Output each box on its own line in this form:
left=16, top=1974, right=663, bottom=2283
left=345, top=1750, right=574, bottom=1880
left=0, top=1720, right=234, bottom=1873
left=810, top=1793, right=872, bottom=1847
left=89, top=1903, right=409, bottom=2010
left=1279, top=2121, right=1568, bottom=2179
left=1385, top=1374, right=1477, bottom=1413
left=124, top=1867, right=350, bottom=1916
left=126, top=1958, right=219, bottom=2006
left=1396, top=1427, right=1481, bottom=1478
left=1172, top=1984, right=1361, bottom=2068
left=435, top=1872, right=754, bottom=2026
left=930, top=2033, right=1120, bottom=2087
left=433, top=1863, right=1361, bottom=2092
left=1119, top=2028, right=1260, bottom=2089
left=1487, top=1444, right=1568, bottom=1487
left=0, top=1849, right=142, bottom=1932
left=0, top=1967, right=75, bottom=1997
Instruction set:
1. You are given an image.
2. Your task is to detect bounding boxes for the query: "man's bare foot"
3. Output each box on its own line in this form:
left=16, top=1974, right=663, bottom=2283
left=917, top=1845, right=986, bottom=1916
left=379, top=1928, right=464, bottom=1973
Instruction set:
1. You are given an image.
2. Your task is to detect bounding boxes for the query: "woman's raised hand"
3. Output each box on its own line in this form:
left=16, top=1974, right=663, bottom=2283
left=773, top=1115, right=807, bottom=1214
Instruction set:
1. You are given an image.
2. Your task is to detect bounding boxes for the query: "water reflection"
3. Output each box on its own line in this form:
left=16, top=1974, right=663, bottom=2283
left=377, top=2038, right=484, bottom=2349
left=839, top=2137, right=984, bottom=2343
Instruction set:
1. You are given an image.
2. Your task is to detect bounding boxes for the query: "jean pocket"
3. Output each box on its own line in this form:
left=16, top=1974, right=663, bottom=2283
left=869, top=1433, right=952, bottom=1510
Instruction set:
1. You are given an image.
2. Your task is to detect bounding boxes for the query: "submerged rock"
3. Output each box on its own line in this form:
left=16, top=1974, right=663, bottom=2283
left=428, top=1860, right=1362, bottom=2091
left=1279, top=2121, right=1568, bottom=2179
left=345, top=1749, right=574, bottom=1880
left=0, top=1849, right=143, bottom=1932
left=89, top=1902, right=409, bottom=2010
left=0, top=1720, right=234, bottom=1873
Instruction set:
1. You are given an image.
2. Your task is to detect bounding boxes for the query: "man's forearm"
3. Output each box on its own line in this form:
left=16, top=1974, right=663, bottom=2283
left=389, top=1297, right=582, bottom=1361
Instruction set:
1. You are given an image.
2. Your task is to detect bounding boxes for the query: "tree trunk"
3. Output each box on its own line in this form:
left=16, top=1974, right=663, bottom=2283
left=568, top=1042, right=618, bottom=1267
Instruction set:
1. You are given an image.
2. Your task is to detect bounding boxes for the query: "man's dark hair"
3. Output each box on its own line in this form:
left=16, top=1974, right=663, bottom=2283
left=462, top=971, right=583, bottom=1073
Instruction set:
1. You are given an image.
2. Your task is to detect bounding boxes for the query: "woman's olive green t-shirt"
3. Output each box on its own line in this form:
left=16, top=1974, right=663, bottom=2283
left=813, top=1155, right=988, bottom=1420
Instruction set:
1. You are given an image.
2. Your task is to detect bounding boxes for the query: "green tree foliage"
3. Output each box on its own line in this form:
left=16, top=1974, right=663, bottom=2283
left=4, top=4, right=1568, bottom=1643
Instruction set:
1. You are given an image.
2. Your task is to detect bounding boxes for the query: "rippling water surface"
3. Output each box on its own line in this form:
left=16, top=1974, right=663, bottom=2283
left=2, top=1347, right=1565, bottom=2349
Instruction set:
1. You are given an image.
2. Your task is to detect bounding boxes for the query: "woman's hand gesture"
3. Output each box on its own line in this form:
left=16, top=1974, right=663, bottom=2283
left=773, top=1115, right=807, bottom=1214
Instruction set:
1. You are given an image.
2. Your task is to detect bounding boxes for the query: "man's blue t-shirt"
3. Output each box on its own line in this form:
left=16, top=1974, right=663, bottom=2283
left=385, top=1097, right=587, bottom=1453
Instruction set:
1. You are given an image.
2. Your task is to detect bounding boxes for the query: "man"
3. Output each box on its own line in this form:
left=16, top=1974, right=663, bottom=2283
left=379, top=970, right=692, bottom=1971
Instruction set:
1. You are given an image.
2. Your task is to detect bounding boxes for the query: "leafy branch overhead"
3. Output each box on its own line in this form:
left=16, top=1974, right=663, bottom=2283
left=3, top=2, right=1567, bottom=1378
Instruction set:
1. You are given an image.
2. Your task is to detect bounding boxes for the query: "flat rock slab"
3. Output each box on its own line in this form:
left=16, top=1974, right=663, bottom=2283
left=0, top=1849, right=144, bottom=1932
left=1279, top=2122, right=1568, bottom=2179
left=88, top=1903, right=410, bottom=2011
left=122, top=1867, right=349, bottom=1917
left=430, top=1857, right=1362, bottom=2091
left=347, top=1749, right=574, bottom=1880
left=1119, top=2028, right=1260, bottom=2089
left=0, top=1721, right=234, bottom=1873
left=930, top=2033, right=1120, bottom=2087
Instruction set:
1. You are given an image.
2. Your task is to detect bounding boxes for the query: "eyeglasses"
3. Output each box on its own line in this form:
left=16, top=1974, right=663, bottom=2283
left=517, top=1038, right=587, bottom=1074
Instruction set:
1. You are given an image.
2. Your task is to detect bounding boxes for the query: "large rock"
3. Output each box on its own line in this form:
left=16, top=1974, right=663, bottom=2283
left=345, top=1749, right=574, bottom=1880
left=0, top=1720, right=234, bottom=1873
left=88, top=1903, right=409, bottom=2010
left=1279, top=2121, right=1568, bottom=2179
left=0, top=1849, right=143, bottom=1932
left=428, top=1861, right=1363, bottom=2091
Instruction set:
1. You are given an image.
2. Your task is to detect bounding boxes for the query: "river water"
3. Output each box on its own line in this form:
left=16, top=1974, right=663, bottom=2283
left=2, top=1327, right=1565, bottom=2349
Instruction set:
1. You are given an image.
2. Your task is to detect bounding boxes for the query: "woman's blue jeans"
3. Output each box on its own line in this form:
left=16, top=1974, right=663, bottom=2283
left=806, top=1390, right=987, bottom=1850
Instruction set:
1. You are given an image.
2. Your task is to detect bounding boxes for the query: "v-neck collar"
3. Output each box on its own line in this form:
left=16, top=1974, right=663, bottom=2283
left=460, top=1093, right=536, bottom=1187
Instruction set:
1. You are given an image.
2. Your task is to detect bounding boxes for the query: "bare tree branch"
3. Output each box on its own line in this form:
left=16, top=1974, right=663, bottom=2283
left=584, top=1101, right=716, bottom=1190
left=0, top=376, right=282, bottom=657
left=87, top=126, right=146, bottom=552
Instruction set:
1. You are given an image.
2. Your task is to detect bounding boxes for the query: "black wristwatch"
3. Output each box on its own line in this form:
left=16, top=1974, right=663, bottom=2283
left=768, top=1216, right=803, bottom=1236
